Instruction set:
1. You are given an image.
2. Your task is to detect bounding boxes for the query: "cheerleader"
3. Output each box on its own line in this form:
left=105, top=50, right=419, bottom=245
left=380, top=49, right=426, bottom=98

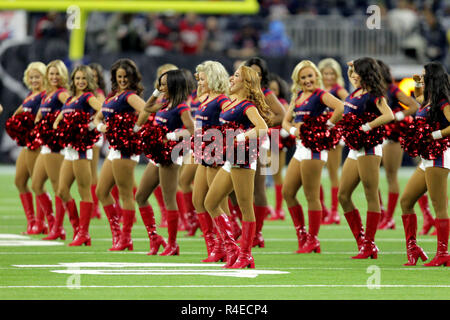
left=93, top=58, right=146, bottom=251
left=376, top=60, right=419, bottom=230
left=31, top=60, right=70, bottom=235
left=244, top=57, right=285, bottom=248
left=266, top=72, right=292, bottom=221
left=177, top=68, right=200, bottom=235
left=190, top=60, right=238, bottom=263
left=338, top=58, right=394, bottom=259
left=11, top=62, right=46, bottom=234
left=282, top=60, right=344, bottom=254
left=318, top=58, right=350, bottom=225
left=134, top=69, right=195, bottom=256
left=399, top=62, right=450, bottom=266
left=47, top=65, right=102, bottom=244
left=88, top=62, right=107, bottom=220
left=204, top=65, right=270, bottom=268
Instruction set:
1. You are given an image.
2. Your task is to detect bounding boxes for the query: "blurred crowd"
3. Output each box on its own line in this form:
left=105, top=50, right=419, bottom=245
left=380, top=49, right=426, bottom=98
left=27, top=0, right=450, bottom=61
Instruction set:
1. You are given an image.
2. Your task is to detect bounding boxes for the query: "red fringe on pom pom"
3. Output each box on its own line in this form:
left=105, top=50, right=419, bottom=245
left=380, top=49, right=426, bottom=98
left=339, top=112, right=385, bottom=150
left=105, top=113, right=143, bottom=157
left=32, top=112, right=64, bottom=152
left=58, top=111, right=100, bottom=151
left=5, top=112, right=36, bottom=147
left=299, top=114, right=342, bottom=152
left=139, top=122, right=179, bottom=166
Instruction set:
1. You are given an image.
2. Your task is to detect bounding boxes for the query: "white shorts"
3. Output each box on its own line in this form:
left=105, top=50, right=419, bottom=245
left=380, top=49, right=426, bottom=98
left=40, top=145, right=65, bottom=155
left=63, top=146, right=93, bottom=161
left=107, top=148, right=140, bottom=163
left=94, top=134, right=104, bottom=148
left=420, top=149, right=450, bottom=170
left=347, top=144, right=383, bottom=160
left=293, top=140, right=328, bottom=162
left=222, top=160, right=257, bottom=173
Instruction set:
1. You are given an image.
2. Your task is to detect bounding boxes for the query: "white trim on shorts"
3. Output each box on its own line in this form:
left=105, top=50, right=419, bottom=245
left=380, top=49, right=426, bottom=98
left=293, top=139, right=328, bottom=162
left=107, top=148, right=140, bottom=163
left=347, top=144, right=383, bottom=160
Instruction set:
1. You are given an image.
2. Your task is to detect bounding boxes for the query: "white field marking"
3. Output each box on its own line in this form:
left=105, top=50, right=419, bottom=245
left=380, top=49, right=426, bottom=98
left=1, top=284, right=450, bottom=289
left=0, top=240, right=63, bottom=246
left=12, top=262, right=289, bottom=279
left=0, top=251, right=427, bottom=255
left=0, top=234, right=30, bottom=239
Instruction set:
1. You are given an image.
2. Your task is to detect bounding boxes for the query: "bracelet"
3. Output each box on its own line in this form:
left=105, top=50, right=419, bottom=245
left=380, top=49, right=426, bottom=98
left=361, top=123, right=372, bottom=132
left=431, top=130, right=443, bottom=140
left=166, top=132, right=177, bottom=141
left=133, top=124, right=142, bottom=133
left=394, top=111, right=405, bottom=122
left=152, top=89, right=161, bottom=97
left=289, top=127, right=297, bottom=136
left=96, top=123, right=105, bottom=131
left=414, top=82, right=423, bottom=88
left=88, top=121, right=96, bottom=131
left=280, top=128, right=290, bottom=138
left=326, top=120, right=335, bottom=129
left=236, top=133, right=246, bottom=142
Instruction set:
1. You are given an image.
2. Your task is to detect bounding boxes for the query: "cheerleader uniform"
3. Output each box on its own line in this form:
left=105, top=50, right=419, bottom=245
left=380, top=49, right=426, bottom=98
left=39, top=88, right=67, bottom=154
left=152, top=101, right=191, bottom=166
left=23, top=91, right=45, bottom=115
left=102, top=90, right=140, bottom=162
left=344, top=88, right=383, bottom=159
left=416, top=99, right=450, bottom=171
left=94, top=88, right=106, bottom=148
left=189, top=90, right=201, bottom=118
left=219, top=99, right=258, bottom=172
left=61, top=92, right=97, bottom=161
left=293, top=88, right=329, bottom=162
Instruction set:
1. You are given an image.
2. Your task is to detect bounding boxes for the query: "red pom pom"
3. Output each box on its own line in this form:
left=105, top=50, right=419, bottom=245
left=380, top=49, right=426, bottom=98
left=192, top=124, right=224, bottom=167
left=220, top=123, right=259, bottom=168
left=339, top=112, right=385, bottom=150
left=299, top=114, right=342, bottom=152
left=58, top=111, right=100, bottom=151
left=5, top=112, right=36, bottom=147
left=399, top=118, right=450, bottom=160
left=105, top=113, right=143, bottom=157
left=384, top=116, right=413, bottom=142
left=139, top=122, right=179, bottom=166
left=33, top=112, right=64, bottom=152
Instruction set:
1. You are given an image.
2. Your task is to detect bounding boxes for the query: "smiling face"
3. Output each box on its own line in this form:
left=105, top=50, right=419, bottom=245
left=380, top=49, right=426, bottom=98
left=116, top=68, right=129, bottom=91
left=298, top=67, right=318, bottom=92
left=73, top=70, right=88, bottom=93
left=350, top=69, right=361, bottom=88
left=322, top=67, right=337, bottom=87
left=197, top=71, right=210, bottom=95
left=47, top=66, right=61, bottom=89
left=159, top=73, right=168, bottom=98
left=28, top=69, right=44, bottom=92
left=229, top=67, right=245, bottom=95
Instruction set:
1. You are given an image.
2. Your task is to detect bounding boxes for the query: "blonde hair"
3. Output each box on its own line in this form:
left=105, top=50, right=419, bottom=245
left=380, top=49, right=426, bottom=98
left=318, top=58, right=345, bottom=88
left=23, top=62, right=46, bottom=90
left=69, top=65, right=98, bottom=96
left=45, top=59, right=69, bottom=92
left=290, top=60, right=322, bottom=104
left=239, top=66, right=272, bottom=127
left=195, top=60, right=229, bottom=96
left=154, top=63, right=178, bottom=89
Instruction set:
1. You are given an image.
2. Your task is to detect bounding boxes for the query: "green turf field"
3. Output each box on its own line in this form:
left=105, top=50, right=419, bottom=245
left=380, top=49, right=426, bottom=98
left=0, top=164, right=449, bottom=300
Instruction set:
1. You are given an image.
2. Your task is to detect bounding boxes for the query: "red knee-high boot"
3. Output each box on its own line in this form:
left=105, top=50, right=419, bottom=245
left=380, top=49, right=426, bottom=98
left=402, top=214, right=428, bottom=266
left=297, top=210, right=321, bottom=253
left=20, top=192, right=36, bottom=235
left=344, top=209, right=365, bottom=251
left=103, top=203, right=121, bottom=250
left=176, top=191, right=188, bottom=231
left=69, top=201, right=93, bottom=246
left=424, top=219, right=450, bottom=267
left=65, top=199, right=79, bottom=240
left=197, top=212, right=216, bottom=259
left=139, top=205, right=167, bottom=255
left=202, top=225, right=226, bottom=262
left=288, top=205, right=307, bottom=253
left=319, top=185, right=330, bottom=224
left=154, top=185, right=168, bottom=228
left=378, top=190, right=386, bottom=223
left=160, top=210, right=180, bottom=255
left=42, top=196, right=66, bottom=240
left=418, top=194, right=435, bottom=235
left=324, top=187, right=340, bottom=224
left=37, top=193, right=55, bottom=232
left=229, top=221, right=256, bottom=269
left=110, top=209, right=134, bottom=251
left=352, top=211, right=380, bottom=259
left=214, top=214, right=240, bottom=268
left=30, top=195, right=48, bottom=234
left=270, top=184, right=285, bottom=221
left=111, top=185, right=122, bottom=223
left=90, top=185, right=101, bottom=219
left=379, top=192, right=398, bottom=230
left=252, top=205, right=266, bottom=248
left=228, top=200, right=242, bottom=240
left=183, top=192, right=199, bottom=236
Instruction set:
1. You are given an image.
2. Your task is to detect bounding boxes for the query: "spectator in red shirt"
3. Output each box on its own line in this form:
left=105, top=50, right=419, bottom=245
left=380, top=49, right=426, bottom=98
left=178, top=12, right=206, bottom=55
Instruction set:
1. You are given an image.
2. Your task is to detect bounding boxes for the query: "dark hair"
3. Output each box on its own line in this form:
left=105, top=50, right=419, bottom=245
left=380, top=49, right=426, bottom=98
left=376, top=60, right=393, bottom=85
left=110, top=58, right=144, bottom=97
left=159, top=69, right=189, bottom=108
left=353, top=57, right=386, bottom=98
left=180, top=68, right=196, bottom=94
left=267, top=72, right=290, bottom=101
left=88, top=62, right=107, bottom=94
left=423, top=61, right=450, bottom=124
left=244, top=57, right=270, bottom=89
